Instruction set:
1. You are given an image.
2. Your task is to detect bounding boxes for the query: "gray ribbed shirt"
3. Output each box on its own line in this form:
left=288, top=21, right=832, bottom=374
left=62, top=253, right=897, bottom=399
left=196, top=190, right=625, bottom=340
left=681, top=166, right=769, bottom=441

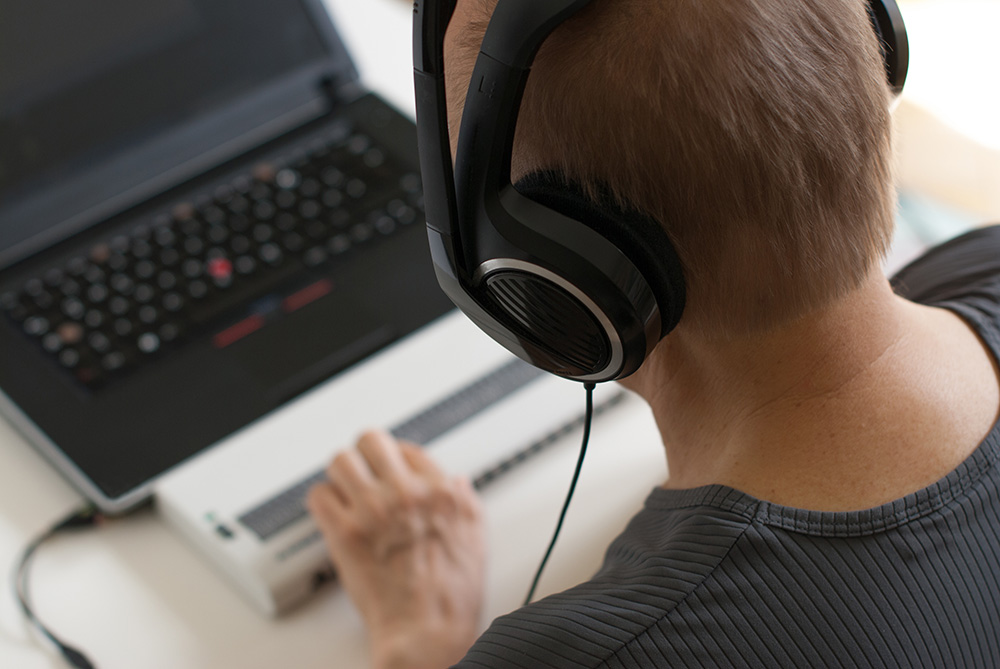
left=458, top=226, right=1000, bottom=668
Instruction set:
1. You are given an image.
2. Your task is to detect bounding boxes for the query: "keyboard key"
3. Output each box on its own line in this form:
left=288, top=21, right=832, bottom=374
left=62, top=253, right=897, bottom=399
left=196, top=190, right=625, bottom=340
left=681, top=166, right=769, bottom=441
left=275, top=212, right=297, bottom=232
left=252, top=224, right=274, bottom=244
left=59, top=348, right=81, bottom=369
left=138, top=305, right=158, bottom=325
left=67, top=257, right=89, bottom=276
left=345, top=179, right=367, bottom=199
left=275, top=190, right=297, bottom=210
left=328, top=235, right=351, bottom=256
left=253, top=201, right=277, bottom=221
left=187, top=280, right=209, bottom=299
left=137, top=332, right=160, bottom=354
left=207, top=225, right=229, bottom=244
left=59, top=277, right=82, bottom=297
left=275, top=168, right=300, bottom=190
left=83, top=265, right=105, bottom=284
left=322, top=188, right=344, bottom=209
left=184, top=237, right=205, bottom=256
left=107, top=254, right=129, bottom=272
left=134, top=284, right=155, bottom=303
left=320, top=167, right=344, bottom=187
left=303, top=247, right=328, bottom=267
left=132, top=240, right=154, bottom=259
left=203, top=205, right=227, bottom=226
left=109, top=235, right=130, bottom=253
left=23, top=316, right=49, bottom=337
left=84, top=309, right=105, bottom=329
left=31, top=289, right=55, bottom=311
left=158, top=271, right=178, bottom=291
left=258, top=244, right=283, bottom=266
left=350, top=223, right=374, bottom=244
left=162, top=292, right=184, bottom=312
left=234, top=256, right=257, bottom=275
left=154, top=227, right=177, bottom=247
left=401, top=173, right=421, bottom=194
left=304, top=220, right=327, bottom=240
left=88, top=332, right=112, bottom=354
left=300, top=178, right=321, bottom=199
left=57, top=322, right=84, bottom=345
left=42, top=332, right=63, bottom=353
left=298, top=199, right=322, bottom=219
left=160, top=248, right=181, bottom=267
left=87, top=284, right=109, bottom=304
left=179, top=218, right=201, bottom=237
left=182, top=259, right=204, bottom=279
left=159, top=322, right=181, bottom=343
left=108, top=296, right=131, bottom=316
left=110, top=274, right=134, bottom=295
left=44, top=268, right=65, bottom=287
left=230, top=235, right=251, bottom=255
left=90, top=243, right=111, bottom=264
left=61, top=297, right=86, bottom=320
left=134, top=260, right=156, bottom=280
left=228, top=195, right=250, bottom=216
left=282, top=232, right=305, bottom=253
left=24, top=279, right=45, bottom=298
left=113, top=318, right=134, bottom=337
left=101, top=351, right=126, bottom=372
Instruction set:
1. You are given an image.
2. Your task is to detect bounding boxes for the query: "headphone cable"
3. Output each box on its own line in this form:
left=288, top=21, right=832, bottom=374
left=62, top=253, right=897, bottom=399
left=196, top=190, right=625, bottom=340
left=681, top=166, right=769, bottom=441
left=13, top=504, right=102, bottom=669
left=524, top=381, right=596, bottom=606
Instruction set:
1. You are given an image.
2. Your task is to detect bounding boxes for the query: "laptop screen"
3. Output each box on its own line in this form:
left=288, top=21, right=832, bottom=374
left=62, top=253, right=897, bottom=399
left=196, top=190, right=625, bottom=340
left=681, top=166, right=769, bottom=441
left=0, top=0, right=345, bottom=265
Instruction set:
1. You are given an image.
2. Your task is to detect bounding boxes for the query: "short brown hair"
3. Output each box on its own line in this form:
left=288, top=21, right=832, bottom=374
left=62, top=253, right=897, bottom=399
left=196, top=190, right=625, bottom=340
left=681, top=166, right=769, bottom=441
left=445, top=0, right=896, bottom=337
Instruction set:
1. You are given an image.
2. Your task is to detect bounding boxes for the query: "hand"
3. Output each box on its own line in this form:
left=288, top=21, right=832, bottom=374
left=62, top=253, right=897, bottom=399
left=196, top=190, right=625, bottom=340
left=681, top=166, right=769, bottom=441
left=307, top=431, right=486, bottom=669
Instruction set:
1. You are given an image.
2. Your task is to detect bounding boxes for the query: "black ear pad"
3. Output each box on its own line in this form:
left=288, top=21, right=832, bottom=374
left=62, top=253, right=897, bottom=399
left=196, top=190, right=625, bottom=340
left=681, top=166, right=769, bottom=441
left=515, top=171, right=686, bottom=337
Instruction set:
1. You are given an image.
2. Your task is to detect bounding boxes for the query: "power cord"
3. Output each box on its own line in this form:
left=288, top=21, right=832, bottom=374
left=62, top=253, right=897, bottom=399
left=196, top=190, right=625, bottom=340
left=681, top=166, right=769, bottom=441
left=13, top=504, right=103, bottom=669
left=524, top=381, right=596, bottom=606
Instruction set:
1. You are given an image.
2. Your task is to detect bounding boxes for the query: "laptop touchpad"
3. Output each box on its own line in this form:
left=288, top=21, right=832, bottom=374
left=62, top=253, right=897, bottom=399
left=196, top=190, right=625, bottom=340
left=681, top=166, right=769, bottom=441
left=225, top=285, right=392, bottom=402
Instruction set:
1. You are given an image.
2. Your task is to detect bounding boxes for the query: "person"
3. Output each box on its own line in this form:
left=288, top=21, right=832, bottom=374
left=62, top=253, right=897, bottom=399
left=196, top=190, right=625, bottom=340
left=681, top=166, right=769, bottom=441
left=306, top=0, right=1000, bottom=666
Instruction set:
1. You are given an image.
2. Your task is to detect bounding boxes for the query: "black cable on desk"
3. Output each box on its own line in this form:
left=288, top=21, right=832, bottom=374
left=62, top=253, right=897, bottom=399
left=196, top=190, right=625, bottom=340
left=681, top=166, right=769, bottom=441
left=523, top=382, right=596, bottom=606
left=13, top=504, right=102, bottom=669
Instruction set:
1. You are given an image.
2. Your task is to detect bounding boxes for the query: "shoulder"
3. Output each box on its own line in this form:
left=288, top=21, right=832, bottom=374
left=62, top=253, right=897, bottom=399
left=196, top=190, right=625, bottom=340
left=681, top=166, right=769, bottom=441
left=454, top=488, right=757, bottom=669
left=456, top=469, right=1000, bottom=668
left=891, top=223, right=1000, bottom=305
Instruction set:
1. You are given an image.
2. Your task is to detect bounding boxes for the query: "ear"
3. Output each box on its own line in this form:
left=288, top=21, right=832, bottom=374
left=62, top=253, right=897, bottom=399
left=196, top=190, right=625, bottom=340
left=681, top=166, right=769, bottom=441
left=514, top=171, right=686, bottom=335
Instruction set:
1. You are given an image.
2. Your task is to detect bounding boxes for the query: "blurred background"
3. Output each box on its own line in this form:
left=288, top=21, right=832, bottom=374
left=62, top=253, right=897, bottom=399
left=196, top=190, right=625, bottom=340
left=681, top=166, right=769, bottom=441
left=888, top=0, right=1000, bottom=270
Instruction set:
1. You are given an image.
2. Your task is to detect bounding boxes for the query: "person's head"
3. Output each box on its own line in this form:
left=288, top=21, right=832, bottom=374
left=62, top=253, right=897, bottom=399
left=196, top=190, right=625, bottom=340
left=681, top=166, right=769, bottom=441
left=444, top=0, right=896, bottom=340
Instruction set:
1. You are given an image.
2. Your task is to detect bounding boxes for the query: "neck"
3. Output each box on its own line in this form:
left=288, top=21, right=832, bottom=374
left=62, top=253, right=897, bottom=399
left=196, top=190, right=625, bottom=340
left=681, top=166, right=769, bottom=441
left=623, top=271, right=1000, bottom=510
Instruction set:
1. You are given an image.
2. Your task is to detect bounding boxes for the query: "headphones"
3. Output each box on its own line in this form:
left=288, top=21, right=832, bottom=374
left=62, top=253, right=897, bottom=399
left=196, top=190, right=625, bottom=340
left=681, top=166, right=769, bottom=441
left=413, top=0, right=909, bottom=384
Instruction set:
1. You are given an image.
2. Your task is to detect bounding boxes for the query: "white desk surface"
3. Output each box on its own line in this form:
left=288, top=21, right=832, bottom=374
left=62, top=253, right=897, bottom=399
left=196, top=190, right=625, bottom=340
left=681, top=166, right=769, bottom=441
left=0, top=1, right=667, bottom=666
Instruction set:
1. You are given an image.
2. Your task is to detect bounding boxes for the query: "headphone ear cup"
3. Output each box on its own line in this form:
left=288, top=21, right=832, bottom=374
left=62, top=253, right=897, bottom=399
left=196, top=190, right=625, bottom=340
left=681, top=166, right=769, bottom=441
left=514, top=171, right=686, bottom=337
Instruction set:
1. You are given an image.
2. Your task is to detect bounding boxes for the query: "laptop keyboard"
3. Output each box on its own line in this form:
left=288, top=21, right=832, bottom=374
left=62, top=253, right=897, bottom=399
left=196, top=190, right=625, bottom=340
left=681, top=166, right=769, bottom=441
left=0, top=127, right=423, bottom=389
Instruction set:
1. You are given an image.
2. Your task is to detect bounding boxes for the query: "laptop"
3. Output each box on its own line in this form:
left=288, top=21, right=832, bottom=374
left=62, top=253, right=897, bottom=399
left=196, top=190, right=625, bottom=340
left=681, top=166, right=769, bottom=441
left=0, top=0, right=628, bottom=613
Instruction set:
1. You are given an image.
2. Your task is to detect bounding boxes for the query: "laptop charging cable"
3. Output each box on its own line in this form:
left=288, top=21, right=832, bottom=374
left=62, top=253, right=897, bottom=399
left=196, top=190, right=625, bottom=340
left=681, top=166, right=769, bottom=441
left=12, top=503, right=103, bottom=669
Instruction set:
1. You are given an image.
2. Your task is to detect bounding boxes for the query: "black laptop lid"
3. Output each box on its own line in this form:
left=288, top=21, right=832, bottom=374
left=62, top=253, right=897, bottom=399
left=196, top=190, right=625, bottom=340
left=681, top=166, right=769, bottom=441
left=0, top=0, right=357, bottom=269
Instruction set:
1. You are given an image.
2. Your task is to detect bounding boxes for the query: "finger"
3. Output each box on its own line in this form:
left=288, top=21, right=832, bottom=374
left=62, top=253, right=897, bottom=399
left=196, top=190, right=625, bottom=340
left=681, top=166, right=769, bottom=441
left=356, top=430, right=411, bottom=484
left=399, top=441, right=448, bottom=485
left=306, top=484, right=362, bottom=562
left=326, top=448, right=377, bottom=506
left=452, top=475, right=483, bottom=520
left=306, top=482, right=341, bottom=524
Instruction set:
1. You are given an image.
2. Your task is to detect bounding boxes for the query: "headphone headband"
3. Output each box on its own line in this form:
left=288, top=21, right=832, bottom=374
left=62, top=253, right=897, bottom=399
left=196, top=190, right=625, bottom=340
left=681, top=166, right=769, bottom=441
left=414, top=0, right=909, bottom=382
